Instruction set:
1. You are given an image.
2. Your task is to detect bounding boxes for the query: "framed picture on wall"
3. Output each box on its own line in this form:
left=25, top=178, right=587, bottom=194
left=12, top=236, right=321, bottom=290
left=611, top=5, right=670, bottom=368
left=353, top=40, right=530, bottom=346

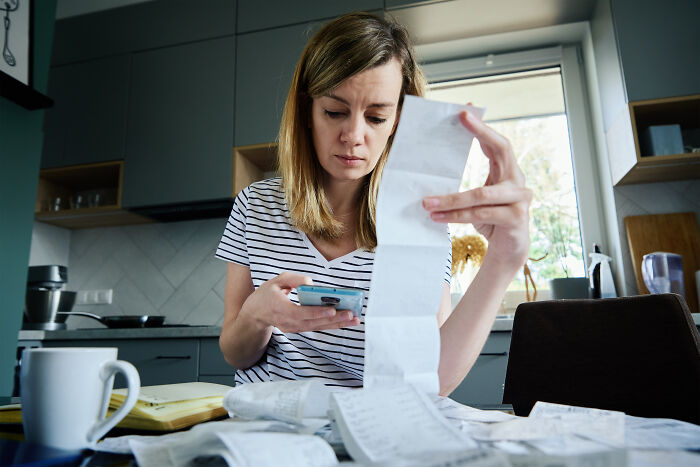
left=0, top=0, right=32, bottom=86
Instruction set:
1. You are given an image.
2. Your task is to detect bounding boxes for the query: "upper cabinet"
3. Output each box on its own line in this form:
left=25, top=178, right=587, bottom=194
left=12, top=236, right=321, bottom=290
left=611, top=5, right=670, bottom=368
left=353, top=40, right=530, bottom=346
left=237, top=0, right=382, bottom=33
left=611, top=0, right=700, bottom=102
left=42, top=0, right=237, bottom=223
left=235, top=2, right=384, bottom=146
left=51, top=0, right=236, bottom=66
left=235, top=23, right=315, bottom=147
left=122, top=37, right=236, bottom=208
left=41, top=55, right=130, bottom=169
left=593, top=0, right=700, bottom=186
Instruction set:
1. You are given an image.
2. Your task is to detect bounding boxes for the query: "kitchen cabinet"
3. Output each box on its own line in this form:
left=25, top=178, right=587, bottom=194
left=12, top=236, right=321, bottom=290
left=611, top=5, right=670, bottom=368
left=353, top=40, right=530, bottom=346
left=34, top=161, right=151, bottom=229
left=42, top=338, right=200, bottom=388
left=122, top=37, right=236, bottom=208
left=611, top=95, right=700, bottom=185
left=236, top=0, right=382, bottom=33
left=41, top=56, right=130, bottom=169
left=234, top=23, right=316, bottom=147
left=593, top=0, right=700, bottom=186
left=611, top=0, right=699, bottom=103
left=25, top=333, right=236, bottom=389
left=51, top=0, right=236, bottom=66
left=199, top=337, right=236, bottom=386
left=449, top=332, right=511, bottom=409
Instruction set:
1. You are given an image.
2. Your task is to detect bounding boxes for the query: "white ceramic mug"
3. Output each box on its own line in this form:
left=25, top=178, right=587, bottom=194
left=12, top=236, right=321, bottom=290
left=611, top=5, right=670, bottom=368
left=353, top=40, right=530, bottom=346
left=20, top=347, right=140, bottom=450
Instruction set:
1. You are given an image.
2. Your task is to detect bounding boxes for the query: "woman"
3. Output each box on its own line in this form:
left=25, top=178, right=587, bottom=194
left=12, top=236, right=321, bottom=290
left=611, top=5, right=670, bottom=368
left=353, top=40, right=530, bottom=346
left=216, top=12, right=531, bottom=395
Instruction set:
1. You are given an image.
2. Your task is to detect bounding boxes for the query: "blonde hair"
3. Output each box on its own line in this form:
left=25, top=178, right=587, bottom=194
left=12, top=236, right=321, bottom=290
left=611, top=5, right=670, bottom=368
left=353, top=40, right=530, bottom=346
left=278, top=12, right=426, bottom=251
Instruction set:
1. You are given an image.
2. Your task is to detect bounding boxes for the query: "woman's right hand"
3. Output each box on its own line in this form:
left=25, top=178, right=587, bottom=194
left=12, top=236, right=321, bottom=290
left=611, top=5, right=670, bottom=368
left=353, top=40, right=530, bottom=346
left=240, top=272, right=360, bottom=333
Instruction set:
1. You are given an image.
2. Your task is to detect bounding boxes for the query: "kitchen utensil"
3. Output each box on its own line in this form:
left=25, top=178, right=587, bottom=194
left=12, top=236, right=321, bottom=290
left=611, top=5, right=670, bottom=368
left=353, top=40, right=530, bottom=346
left=56, top=311, right=166, bottom=328
left=588, top=245, right=617, bottom=298
left=21, top=347, right=140, bottom=450
left=23, top=265, right=74, bottom=330
left=27, top=265, right=67, bottom=289
left=624, top=212, right=700, bottom=314
left=641, top=252, right=685, bottom=296
left=24, top=290, right=77, bottom=330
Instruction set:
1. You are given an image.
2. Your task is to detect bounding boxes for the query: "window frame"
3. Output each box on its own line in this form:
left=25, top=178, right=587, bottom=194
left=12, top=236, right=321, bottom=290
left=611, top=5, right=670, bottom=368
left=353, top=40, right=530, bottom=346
left=421, top=45, right=608, bottom=285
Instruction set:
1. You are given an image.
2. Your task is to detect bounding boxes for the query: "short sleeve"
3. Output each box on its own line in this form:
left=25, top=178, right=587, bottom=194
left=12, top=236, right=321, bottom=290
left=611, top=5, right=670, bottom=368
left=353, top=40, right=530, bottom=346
left=444, top=226, right=452, bottom=284
left=444, top=246, right=452, bottom=284
left=215, top=187, right=250, bottom=267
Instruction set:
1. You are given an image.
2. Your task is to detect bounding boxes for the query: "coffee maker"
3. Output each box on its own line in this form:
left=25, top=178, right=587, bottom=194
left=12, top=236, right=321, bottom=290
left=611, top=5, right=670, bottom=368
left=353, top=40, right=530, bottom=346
left=24, top=265, right=76, bottom=330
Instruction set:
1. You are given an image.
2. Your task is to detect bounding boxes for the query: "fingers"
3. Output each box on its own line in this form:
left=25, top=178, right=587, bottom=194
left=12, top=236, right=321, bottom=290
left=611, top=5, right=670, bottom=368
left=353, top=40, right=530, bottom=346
left=459, top=111, right=512, bottom=157
left=277, top=306, right=360, bottom=333
left=270, top=271, right=313, bottom=290
left=427, top=200, right=530, bottom=226
left=423, top=185, right=531, bottom=212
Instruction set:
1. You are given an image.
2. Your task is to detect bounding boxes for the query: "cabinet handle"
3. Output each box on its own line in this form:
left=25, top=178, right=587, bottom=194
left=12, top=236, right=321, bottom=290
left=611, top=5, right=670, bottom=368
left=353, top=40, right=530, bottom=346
left=155, top=355, right=191, bottom=360
left=480, top=352, right=507, bottom=356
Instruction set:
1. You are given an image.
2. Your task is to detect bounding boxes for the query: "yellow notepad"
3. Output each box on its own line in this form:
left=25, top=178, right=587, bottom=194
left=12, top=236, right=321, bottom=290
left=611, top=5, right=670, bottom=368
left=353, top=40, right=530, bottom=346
left=108, top=382, right=233, bottom=431
left=0, top=404, right=22, bottom=424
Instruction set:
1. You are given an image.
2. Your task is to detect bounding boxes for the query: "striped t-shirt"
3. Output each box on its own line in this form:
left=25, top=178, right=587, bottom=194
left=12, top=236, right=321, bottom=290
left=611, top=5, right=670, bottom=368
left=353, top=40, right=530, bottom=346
left=215, top=177, right=450, bottom=388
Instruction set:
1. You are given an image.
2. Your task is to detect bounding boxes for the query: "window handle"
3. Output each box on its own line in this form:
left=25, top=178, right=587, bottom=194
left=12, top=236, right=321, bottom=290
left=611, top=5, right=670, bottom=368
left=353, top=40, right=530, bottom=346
left=480, top=352, right=507, bottom=356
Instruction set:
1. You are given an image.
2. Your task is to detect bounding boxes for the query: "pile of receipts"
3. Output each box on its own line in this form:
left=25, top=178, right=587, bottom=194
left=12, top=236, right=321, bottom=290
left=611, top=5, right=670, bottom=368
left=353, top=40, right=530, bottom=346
left=96, top=380, right=700, bottom=466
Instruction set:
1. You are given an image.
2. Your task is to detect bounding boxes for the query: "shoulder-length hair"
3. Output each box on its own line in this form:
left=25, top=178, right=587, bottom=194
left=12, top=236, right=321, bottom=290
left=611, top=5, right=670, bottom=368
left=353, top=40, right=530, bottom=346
left=278, top=12, right=426, bottom=251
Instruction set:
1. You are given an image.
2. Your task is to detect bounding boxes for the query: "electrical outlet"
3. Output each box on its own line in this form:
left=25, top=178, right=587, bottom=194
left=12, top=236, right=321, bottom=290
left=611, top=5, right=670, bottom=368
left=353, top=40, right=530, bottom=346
left=75, top=289, right=113, bottom=305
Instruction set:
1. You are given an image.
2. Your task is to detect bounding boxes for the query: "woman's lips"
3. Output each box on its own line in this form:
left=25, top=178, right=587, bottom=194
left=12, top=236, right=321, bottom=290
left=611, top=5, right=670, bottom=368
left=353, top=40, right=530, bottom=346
left=335, top=154, right=364, bottom=167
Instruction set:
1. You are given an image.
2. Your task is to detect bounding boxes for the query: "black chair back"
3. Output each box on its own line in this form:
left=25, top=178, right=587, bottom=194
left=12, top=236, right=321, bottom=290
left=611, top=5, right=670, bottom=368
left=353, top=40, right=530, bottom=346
left=503, top=294, right=700, bottom=424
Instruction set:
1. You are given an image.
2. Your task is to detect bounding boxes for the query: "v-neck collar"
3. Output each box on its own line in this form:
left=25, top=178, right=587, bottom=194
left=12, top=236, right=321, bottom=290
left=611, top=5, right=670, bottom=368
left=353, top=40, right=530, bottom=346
left=299, top=231, right=361, bottom=268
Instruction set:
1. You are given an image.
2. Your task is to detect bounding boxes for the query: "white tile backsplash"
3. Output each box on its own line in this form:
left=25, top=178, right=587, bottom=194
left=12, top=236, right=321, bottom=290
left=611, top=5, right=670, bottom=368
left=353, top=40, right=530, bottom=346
left=30, top=217, right=229, bottom=328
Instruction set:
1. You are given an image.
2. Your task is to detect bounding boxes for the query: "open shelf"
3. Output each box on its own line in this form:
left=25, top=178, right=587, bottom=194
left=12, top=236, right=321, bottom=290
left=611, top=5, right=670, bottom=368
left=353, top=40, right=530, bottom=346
left=617, top=94, right=700, bottom=185
left=35, top=161, right=151, bottom=229
left=233, top=143, right=278, bottom=195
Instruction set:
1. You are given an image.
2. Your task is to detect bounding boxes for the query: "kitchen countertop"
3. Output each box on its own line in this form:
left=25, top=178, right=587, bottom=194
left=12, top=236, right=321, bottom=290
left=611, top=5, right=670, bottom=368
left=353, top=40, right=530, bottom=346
left=17, top=325, right=222, bottom=341
left=16, top=314, right=700, bottom=341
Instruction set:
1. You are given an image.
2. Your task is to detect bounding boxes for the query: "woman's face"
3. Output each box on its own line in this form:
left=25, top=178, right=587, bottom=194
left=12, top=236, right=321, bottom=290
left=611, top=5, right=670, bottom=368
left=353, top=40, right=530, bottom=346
left=310, top=58, right=403, bottom=185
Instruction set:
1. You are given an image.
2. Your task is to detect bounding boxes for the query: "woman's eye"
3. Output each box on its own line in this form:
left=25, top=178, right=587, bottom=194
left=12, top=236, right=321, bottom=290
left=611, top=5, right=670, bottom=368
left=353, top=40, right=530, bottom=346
left=367, top=116, right=387, bottom=124
left=324, top=110, right=344, bottom=118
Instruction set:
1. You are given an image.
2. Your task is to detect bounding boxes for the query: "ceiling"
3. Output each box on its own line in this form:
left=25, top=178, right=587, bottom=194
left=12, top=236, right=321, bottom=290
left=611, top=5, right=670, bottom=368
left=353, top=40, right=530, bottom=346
left=56, top=0, right=598, bottom=44
left=388, top=0, right=598, bottom=45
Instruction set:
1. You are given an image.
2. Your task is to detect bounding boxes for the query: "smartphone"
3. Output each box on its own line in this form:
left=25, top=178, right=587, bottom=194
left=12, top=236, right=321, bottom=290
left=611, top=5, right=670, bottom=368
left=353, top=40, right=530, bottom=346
left=296, top=285, right=365, bottom=317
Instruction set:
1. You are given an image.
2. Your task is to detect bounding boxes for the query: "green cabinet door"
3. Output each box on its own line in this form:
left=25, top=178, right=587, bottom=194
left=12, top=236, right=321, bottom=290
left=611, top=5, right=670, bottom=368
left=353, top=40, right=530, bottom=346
left=43, top=339, right=199, bottom=388
left=122, top=37, right=236, bottom=208
left=41, top=55, right=130, bottom=168
left=449, top=332, right=511, bottom=409
left=235, top=23, right=318, bottom=147
left=612, top=0, right=700, bottom=101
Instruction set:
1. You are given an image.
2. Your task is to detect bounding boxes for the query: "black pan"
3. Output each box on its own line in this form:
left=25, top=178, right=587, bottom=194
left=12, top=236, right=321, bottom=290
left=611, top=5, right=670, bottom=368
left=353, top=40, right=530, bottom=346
left=57, top=311, right=166, bottom=328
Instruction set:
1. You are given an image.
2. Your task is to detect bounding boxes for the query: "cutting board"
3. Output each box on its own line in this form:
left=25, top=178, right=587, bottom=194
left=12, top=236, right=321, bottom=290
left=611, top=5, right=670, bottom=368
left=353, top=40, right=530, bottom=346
left=624, top=212, right=700, bottom=314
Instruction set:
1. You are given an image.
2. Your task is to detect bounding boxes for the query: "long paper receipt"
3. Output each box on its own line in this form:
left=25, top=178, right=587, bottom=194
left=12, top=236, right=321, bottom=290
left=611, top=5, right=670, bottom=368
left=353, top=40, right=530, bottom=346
left=365, top=95, right=484, bottom=394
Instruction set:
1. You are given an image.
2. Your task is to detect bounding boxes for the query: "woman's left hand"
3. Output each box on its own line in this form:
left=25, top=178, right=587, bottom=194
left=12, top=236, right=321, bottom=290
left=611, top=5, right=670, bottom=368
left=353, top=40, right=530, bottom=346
left=422, top=110, right=532, bottom=273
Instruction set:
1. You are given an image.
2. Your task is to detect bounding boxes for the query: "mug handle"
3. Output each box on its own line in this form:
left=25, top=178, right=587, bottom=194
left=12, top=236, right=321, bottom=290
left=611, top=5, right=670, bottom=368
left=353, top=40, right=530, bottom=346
left=87, top=360, right=140, bottom=444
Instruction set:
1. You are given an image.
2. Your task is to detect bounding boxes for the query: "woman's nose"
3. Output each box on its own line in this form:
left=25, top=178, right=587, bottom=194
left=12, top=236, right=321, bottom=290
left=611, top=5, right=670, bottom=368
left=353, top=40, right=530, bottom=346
left=340, top=116, right=364, bottom=146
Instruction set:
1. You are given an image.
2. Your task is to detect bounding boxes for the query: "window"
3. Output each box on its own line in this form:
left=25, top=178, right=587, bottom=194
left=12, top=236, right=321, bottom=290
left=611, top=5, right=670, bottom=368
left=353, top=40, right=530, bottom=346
left=422, top=46, right=605, bottom=304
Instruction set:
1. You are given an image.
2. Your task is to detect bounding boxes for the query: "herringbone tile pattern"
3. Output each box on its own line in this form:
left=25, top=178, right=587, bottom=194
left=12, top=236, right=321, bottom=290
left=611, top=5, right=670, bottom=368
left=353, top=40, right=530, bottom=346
left=66, top=218, right=229, bottom=328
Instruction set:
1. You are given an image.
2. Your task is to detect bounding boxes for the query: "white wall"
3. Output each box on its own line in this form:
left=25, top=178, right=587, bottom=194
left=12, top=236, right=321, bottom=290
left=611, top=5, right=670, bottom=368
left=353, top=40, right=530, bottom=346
left=29, top=222, right=70, bottom=267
